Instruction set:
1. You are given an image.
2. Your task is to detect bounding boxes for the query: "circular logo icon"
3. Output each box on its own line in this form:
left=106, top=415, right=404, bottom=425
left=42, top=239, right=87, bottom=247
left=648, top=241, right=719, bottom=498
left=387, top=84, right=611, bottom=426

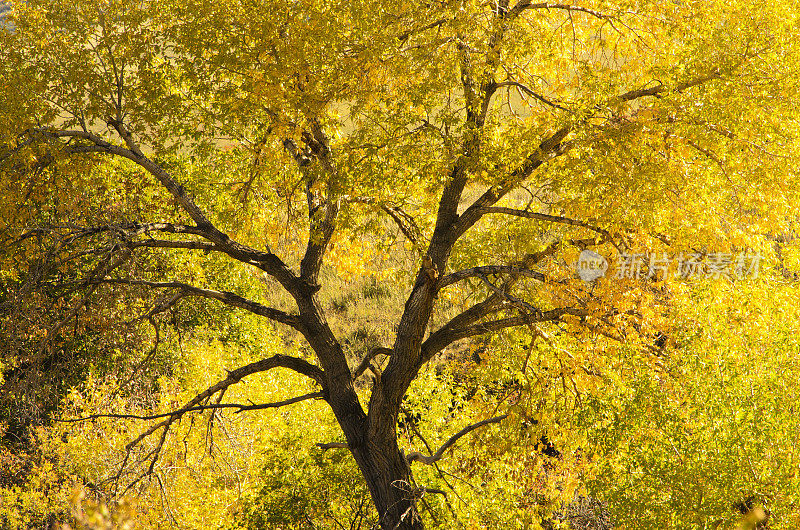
left=576, top=250, right=608, bottom=281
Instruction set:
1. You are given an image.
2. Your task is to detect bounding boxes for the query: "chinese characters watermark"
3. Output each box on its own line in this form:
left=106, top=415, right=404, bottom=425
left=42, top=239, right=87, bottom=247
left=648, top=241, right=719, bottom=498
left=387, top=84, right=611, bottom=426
left=576, top=251, right=761, bottom=281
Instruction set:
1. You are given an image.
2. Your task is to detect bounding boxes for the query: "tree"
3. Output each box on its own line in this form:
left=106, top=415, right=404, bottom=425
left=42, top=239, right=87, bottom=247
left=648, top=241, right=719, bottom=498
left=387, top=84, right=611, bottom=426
left=1, top=0, right=799, bottom=527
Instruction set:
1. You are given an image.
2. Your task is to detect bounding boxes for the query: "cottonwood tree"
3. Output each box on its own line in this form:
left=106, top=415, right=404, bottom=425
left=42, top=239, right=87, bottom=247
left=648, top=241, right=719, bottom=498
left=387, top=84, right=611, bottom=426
left=1, top=0, right=798, bottom=527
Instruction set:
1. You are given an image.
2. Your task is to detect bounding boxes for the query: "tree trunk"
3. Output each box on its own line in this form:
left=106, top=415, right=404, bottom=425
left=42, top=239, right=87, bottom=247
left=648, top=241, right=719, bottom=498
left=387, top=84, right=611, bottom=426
left=350, top=434, right=424, bottom=530
left=299, top=296, right=425, bottom=528
left=326, top=382, right=424, bottom=529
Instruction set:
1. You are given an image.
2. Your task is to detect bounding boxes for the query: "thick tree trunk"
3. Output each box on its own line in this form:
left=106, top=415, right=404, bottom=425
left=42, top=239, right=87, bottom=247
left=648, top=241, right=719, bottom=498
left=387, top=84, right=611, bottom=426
left=350, top=434, right=424, bottom=529
left=298, top=289, right=425, bottom=528
left=325, top=383, right=423, bottom=528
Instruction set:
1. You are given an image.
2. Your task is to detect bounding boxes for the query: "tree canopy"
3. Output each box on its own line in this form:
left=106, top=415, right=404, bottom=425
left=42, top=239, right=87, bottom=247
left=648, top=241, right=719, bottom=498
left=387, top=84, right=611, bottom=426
left=1, top=0, right=799, bottom=528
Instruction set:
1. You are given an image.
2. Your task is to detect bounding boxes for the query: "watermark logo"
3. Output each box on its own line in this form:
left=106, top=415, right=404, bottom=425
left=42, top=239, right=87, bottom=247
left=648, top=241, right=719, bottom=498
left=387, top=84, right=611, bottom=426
left=577, top=250, right=609, bottom=281
left=575, top=251, right=761, bottom=281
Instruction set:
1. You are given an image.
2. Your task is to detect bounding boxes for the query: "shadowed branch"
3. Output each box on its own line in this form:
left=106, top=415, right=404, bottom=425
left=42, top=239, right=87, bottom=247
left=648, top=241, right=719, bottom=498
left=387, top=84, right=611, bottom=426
left=96, top=278, right=305, bottom=331
left=406, top=414, right=509, bottom=465
left=478, top=207, right=613, bottom=241
left=422, top=307, right=588, bottom=362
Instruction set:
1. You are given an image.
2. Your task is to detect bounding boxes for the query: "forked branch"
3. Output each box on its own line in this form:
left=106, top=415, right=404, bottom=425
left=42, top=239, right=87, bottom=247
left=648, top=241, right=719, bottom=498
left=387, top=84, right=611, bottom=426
left=421, top=307, right=588, bottom=362
left=30, top=127, right=300, bottom=292
left=316, top=414, right=509, bottom=463
left=406, top=414, right=509, bottom=465
left=494, top=81, right=569, bottom=111
left=112, top=354, right=326, bottom=493
left=381, top=204, right=424, bottom=247
left=353, top=346, right=393, bottom=381
left=451, top=126, right=573, bottom=242
left=340, top=196, right=424, bottom=248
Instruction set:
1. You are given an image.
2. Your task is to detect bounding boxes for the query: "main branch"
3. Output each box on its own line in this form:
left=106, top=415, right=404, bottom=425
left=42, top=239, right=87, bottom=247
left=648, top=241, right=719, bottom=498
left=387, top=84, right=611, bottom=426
left=422, top=307, right=587, bottom=363
left=34, top=127, right=301, bottom=295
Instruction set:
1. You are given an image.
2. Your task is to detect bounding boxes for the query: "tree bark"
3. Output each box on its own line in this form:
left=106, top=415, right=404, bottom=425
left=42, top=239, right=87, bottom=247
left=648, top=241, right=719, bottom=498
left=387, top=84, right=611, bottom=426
left=350, top=435, right=424, bottom=530
left=324, top=373, right=424, bottom=529
left=297, top=293, right=424, bottom=529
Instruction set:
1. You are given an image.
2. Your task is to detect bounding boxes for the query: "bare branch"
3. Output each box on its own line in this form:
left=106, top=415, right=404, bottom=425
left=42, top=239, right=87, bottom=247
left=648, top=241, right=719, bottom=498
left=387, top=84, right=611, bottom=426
left=477, top=274, right=540, bottom=315
left=121, top=221, right=209, bottom=238
left=438, top=235, right=579, bottom=294
left=353, top=346, right=393, bottom=381
left=87, top=223, right=219, bottom=253
left=422, top=234, right=605, bottom=365
left=31, top=128, right=300, bottom=292
left=282, top=137, right=313, bottom=167
left=38, top=247, right=132, bottom=356
left=111, top=354, right=325, bottom=492
left=340, top=196, right=424, bottom=247
left=494, top=81, right=568, bottom=111
left=406, top=414, right=508, bottom=465
left=451, top=126, right=573, bottom=243
left=422, top=487, right=448, bottom=498
left=457, top=41, right=479, bottom=125
left=130, top=239, right=217, bottom=251
left=58, top=392, right=324, bottom=422
left=49, top=128, right=213, bottom=230
left=397, top=18, right=448, bottom=42
left=422, top=307, right=587, bottom=362
left=96, top=278, right=305, bottom=331
left=479, top=206, right=614, bottom=241
left=107, top=118, right=145, bottom=158
left=300, top=197, right=339, bottom=287
left=317, top=442, right=350, bottom=451
left=10, top=222, right=214, bottom=255
left=510, top=1, right=612, bottom=20
left=381, top=205, right=423, bottom=248
left=619, top=70, right=722, bottom=101
left=110, top=312, right=170, bottom=399
left=618, top=82, right=665, bottom=102
left=438, top=265, right=546, bottom=289
left=280, top=117, right=340, bottom=287
left=123, top=358, right=323, bottom=447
